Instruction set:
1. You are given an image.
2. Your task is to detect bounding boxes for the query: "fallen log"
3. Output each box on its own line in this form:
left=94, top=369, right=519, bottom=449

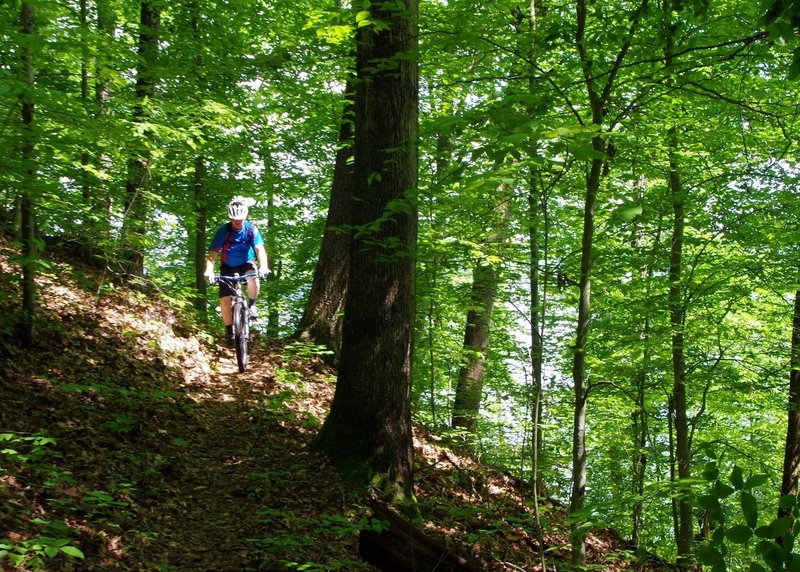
left=359, top=500, right=485, bottom=572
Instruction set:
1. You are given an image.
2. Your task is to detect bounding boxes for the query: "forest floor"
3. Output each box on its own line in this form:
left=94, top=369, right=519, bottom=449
left=0, top=243, right=661, bottom=571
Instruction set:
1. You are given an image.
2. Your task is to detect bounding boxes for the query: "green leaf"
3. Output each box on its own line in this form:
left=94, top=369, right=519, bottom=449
left=726, top=524, right=753, bottom=544
left=611, top=203, right=643, bottom=222
left=756, top=539, right=784, bottom=571
left=755, top=517, right=792, bottom=539
left=745, top=474, right=769, bottom=489
left=59, top=546, right=85, bottom=558
left=696, top=545, right=724, bottom=566
left=44, top=546, right=59, bottom=558
left=702, top=461, right=719, bottom=481
left=713, top=480, right=735, bottom=499
left=698, top=494, right=721, bottom=510
left=742, top=491, right=758, bottom=528
left=731, top=466, right=744, bottom=489
left=779, top=495, right=797, bottom=510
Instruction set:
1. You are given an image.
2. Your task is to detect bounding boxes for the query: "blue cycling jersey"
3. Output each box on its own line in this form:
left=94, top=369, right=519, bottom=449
left=209, top=221, right=264, bottom=267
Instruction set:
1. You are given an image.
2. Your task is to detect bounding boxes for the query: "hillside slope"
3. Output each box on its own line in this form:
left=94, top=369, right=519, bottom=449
left=0, top=244, right=656, bottom=571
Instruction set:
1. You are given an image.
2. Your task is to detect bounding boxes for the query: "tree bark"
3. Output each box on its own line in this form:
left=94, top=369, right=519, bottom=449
left=121, top=0, right=160, bottom=278
left=778, top=273, right=800, bottom=543
left=451, top=190, right=510, bottom=434
left=18, top=1, right=36, bottom=348
left=293, top=80, right=355, bottom=360
left=193, top=156, right=208, bottom=317
left=667, top=122, right=692, bottom=567
left=189, top=1, right=208, bottom=318
left=359, top=500, right=483, bottom=572
left=569, top=0, right=647, bottom=562
left=662, top=1, right=692, bottom=565
left=313, top=0, right=419, bottom=503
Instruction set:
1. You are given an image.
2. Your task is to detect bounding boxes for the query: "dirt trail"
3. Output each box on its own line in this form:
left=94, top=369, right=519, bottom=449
left=126, top=342, right=372, bottom=571
left=0, top=250, right=372, bottom=571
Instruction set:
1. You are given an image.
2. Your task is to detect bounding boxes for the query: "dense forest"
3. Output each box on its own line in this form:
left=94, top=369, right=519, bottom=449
left=4, top=0, right=800, bottom=569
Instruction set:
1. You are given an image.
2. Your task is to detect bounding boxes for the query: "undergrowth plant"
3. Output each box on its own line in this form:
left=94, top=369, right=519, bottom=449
left=697, top=458, right=798, bottom=571
left=0, top=433, right=85, bottom=569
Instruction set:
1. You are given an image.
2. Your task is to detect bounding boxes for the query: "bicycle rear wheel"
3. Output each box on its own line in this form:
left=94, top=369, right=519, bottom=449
left=233, top=300, right=249, bottom=373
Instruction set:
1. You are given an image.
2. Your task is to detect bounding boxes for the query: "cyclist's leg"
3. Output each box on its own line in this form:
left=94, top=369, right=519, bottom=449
left=219, top=264, right=241, bottom=342
left=245, top=261, right=260, bottom=301
left=220, top=296, right=233, bottom=325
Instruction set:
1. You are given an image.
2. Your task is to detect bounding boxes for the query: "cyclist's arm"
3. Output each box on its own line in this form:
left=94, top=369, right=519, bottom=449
left=254, top=244, right=270, bottom=276
left=205, top=250, right=218, bottom=279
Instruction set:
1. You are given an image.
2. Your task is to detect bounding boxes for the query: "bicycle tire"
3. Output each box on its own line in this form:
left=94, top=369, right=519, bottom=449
left=233, top=299, right=249, bottom=373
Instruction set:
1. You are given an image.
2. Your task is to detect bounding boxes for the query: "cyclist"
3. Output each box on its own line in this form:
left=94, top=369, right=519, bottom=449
left=204, top=196, right=270, bottom=345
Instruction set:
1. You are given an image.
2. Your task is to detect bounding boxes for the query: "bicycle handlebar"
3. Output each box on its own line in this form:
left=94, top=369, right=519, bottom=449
left=208, top=272, right=261, bottom=284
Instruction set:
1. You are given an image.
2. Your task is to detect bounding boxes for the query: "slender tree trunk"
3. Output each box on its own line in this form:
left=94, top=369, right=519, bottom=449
left=189, top=2, right=207, bottom=317
left=265, top=160, right=279, bottom=337
left=451, top=190, right=510, bottom=435
left=313, top=0, right=419, bottom=505
left=193, top=156, right=208, bottom=317
left=528, top=174, right=545, bottom=485
left=778, top=271, right=800, bottom=544
left=569, top=142, right=603, bottom=566
left=121, top=0, right=160, bottom=277
left=569, top=0, right=647, bottom=562
left=450, top=261, right=499, bottom=433
left=631, top=220, right=660, bottom=550
left=422, top=129, right=453, bottom=427
left=513, top=9, right=548, bottom=568
left=662, top=1, right=692, bottom=564
left=89, top=0, right=115, bottom=266
left=79, top=0, right=91, bottom=259
left=528, top=168, right=549, bottom=572
left=667, top=123, right=692, bottom=567
left=294, top=80, right=355, bottom=359
left=632, top=329, right=649, bottom=548
left=18, top=1, right=36, bottom=348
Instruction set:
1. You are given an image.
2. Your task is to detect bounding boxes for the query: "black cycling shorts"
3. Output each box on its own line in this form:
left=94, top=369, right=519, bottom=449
left=218, top=262, right=257, bottom=298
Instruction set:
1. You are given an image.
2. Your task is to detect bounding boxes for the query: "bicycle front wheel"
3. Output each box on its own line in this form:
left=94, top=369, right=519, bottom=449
left=233, top=300, right=249, bottom=373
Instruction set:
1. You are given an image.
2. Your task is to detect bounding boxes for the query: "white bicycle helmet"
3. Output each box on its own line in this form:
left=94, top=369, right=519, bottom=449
left=227, top=196, right=249, bottom=220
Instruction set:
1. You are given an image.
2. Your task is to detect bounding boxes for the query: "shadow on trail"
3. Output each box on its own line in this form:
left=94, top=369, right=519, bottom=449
left=134, top=343, right=364, bottom=571
left=0, top=267, right=371, bottom=571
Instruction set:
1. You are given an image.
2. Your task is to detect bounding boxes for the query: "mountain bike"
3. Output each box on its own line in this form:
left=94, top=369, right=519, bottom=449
left=211, top=272, right=259, bottom=373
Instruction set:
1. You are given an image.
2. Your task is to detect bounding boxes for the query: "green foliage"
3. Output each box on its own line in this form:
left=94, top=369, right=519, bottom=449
left=0, top=432, right=58, bottom=466
left=0, top=536, right=84, bottom=570
left=0, top=433, right=83, bottom=569
left=2, top=0, right=800, bottom=567
left=697, top=461, right=799, bottom=571
left=282, top=340, right=335, bottom=360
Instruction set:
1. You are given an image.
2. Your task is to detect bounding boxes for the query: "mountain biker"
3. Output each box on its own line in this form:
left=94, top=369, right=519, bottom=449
left=204, top=196, right=270, bottom=345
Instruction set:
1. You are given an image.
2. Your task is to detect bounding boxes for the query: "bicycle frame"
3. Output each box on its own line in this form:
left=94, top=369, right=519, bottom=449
left=212, top=272, right=258, bottom=373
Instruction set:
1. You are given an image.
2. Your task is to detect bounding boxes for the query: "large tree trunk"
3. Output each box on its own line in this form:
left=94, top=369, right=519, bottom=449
left=18, top=1, right=36, bottom=348
left=293, top=80, right=355, bottom=360
left=121, top=0, right=160, bottom=278
left=778, top=275, right=800, bottom=543
left=313, top=0, right=419, bottom=503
